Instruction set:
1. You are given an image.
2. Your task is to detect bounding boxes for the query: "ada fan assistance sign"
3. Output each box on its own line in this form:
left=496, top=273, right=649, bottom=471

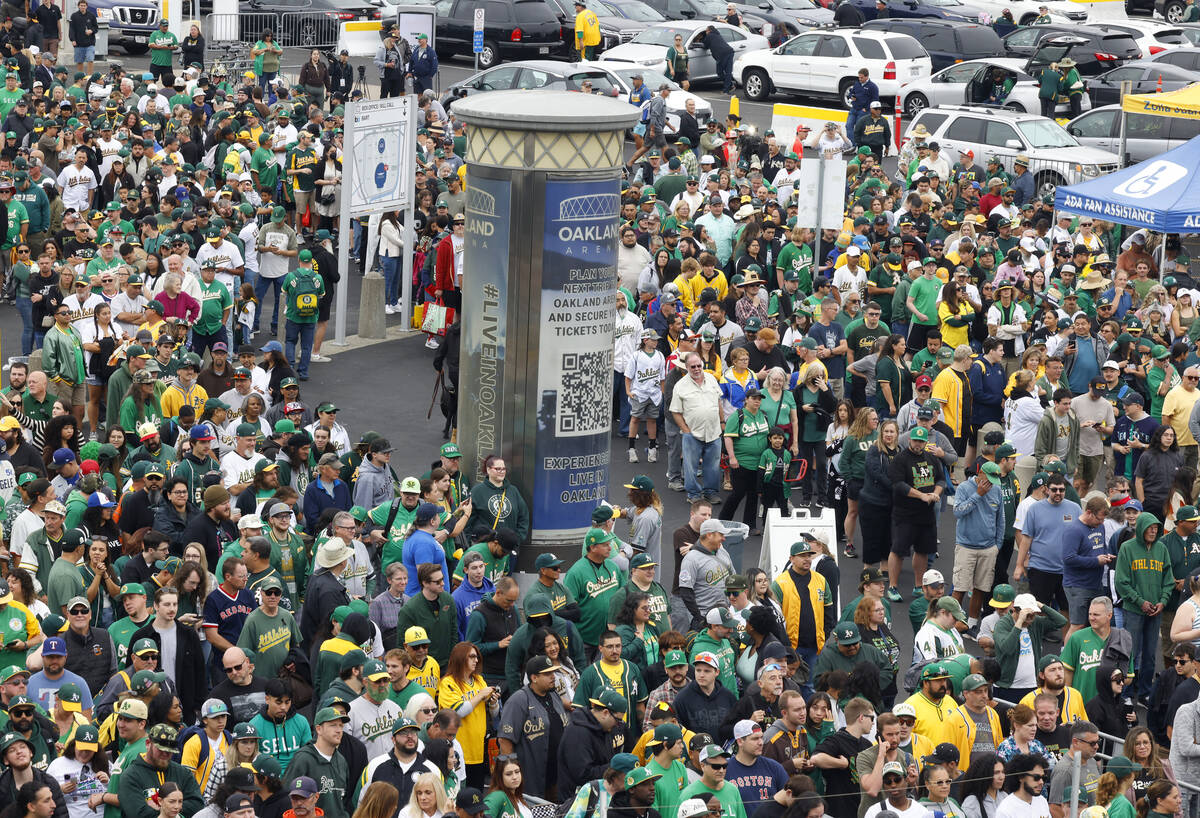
left=347, top=96, right=414, bottom=216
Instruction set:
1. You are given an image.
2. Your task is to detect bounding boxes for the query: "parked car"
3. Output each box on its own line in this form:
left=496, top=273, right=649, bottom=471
left=1067, top=104, right=1200, bottom=163
left=638, top=0, right=729, bottom=20
left=240, top=0, right=378, bottom=47
left=899, top=57, right=1093, bottom=118
left=428, top=0, right=563, bottom=68
left=965, top=0, right=1086, bottom=24
left=541, top=0, right=649, bottom=53
left=730, top=4, right=808, bottom=44
left=902, top=104, right=1120, bottom=198
left=734, top=27, right=931, bottom=105
left=742, top=0, right=835, bottom=27
left=600, top=20, right=769, bottom=81
left=1160, top=0, right=1196, bottom=22
left=1085, top=60, right=1200, bottom=106
left=597, top=0, right=669, bottom=23
left=1087, top=20, right=1188, bottom=57
left=1001, top=24, right=1142, bottom=75
left=1145, top=44, right=1200, bottom=70
left=91, top=0, right=162, bottom=53
left=439, top=59, right=712, bottom=134
left=845, top=0, right=990, bottom=23
left=862, top=19, right=1004, bottom=71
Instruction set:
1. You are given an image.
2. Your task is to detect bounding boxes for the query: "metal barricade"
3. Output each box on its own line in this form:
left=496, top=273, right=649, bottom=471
left=203, top=11, right=281, bottom=49
left=276, top=10, right=344, bottom=50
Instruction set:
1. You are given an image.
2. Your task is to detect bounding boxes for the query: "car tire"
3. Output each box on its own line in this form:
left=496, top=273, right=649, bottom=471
left=123, top=43, right=149, bottom=55
left=479, top=41, right=500, bottom=69
left=905, top=92, right=929, bottom=119
left=839, top=78, right=855, bottom=109
left=1035, top=170, right=1065, bottom=200
left=1004, top=101, right=1026, bottom=113
left=743, top=69, right=770, bottom=101
left=1164, top=0, right=1187, bottom=20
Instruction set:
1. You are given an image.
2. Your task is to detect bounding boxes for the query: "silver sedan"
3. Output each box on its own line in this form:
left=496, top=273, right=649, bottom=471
left=899, top=57, right=1090, bottom=120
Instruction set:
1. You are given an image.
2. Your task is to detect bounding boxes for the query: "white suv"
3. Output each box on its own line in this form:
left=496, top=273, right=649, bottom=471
left=903, top=104, right=1120, bottom=198
left=733, top=28, right=932, bottom=107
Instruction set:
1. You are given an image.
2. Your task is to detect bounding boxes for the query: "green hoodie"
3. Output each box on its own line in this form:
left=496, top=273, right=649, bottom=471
left=115, top=753, right=204, bottom=818
left=465, top=479, right=530, bottom=542
left=1115, top=512, right=1175, bottom=611
left=285, top=742, right=350, bottom=818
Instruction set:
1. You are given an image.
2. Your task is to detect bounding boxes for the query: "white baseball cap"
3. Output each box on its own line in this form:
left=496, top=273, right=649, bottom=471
left=1013, top=593, right=1039, bottom=610
left=678, top=800, right=709, bottom=818
left=922, top=569, right=944, bottom=585
left=733, top=719, right=762, bottom=740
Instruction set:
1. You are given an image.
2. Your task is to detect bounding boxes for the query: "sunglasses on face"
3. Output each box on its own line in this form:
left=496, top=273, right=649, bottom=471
left=224, top=662, right=245, bottom=673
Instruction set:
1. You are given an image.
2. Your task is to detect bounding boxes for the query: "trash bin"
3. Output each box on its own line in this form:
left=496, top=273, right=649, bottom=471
left=96, top=21, right=109, bottom=57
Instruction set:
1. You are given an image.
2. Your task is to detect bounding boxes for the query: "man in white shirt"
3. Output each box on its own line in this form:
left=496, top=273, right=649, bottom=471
left=62, top=276, right=104, bottom=332
left=614, top=293, right=643, bottom=438
left=272, top=111, right=299, bottom=169
left=110, top=274, right=148, bottom=336
left=56, top=149, right=96, bottom=212
left=220, top=423, right=266, bottom=495
left=94, top=123, right=122, bottom=177
left=348, top=659, right=402, bottom=757
left=832, top=247, right=867, bottom=303
left=771, top=152, right=802, bottom=206
left=996, top=753, right=1051, bottom=818
left=864, top=761, right=932, bottom=818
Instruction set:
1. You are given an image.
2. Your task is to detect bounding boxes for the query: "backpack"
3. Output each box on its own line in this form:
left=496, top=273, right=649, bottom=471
left=290, top=271, right=321, bottom=318
left=177, top=724, right=231, bottom=766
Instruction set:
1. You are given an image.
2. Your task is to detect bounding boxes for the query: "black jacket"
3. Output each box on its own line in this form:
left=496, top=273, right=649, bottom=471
left=0, top=765, right=68, bottom=818
left=337, top=729, right=369, bottom=793
left=608, top=791, right=662, bottom=818
left=68, top=9, right=97, bottom=46
left=9, top=439, right=46, bottom=478
left=557, top=708, right=620, bottom=795
left=467, top=595, right=521, bottom=684
left=130, top=619, right=208, bottom=724
left=673, top=680, right=737, bottom=739
left=153, top=503, right=198, bottom=550
left=364, top=751, right=439, bottom=806
left=833, top=1, right=865, bottom=25
left=1085, top=661, right=1129, bottom=753
left=329, top=59, right=354, bottom=97
left=719, top=683, right=784, bottom=744
left=701, top=27, right=733, bottom=60
left=254, top=788, right=290, bottom=818
left=178, top=509, right=236, bottom=568
left=62, top=625, right=116, bottom=696
left=300, top=567, right=350, bottom=651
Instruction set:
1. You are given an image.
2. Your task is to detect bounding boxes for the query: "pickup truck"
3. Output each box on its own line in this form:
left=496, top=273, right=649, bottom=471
left=26, top=0, right=161, bottom=55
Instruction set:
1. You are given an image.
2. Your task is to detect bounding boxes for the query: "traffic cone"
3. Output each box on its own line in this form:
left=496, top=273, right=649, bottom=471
left=729, top=95, right=740, bottom=119
left=1157, top=74, right=1163, bottom=93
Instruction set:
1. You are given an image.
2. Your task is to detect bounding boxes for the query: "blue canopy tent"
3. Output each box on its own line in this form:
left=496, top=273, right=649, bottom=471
left=1053, top=135, right=1200, bottom=233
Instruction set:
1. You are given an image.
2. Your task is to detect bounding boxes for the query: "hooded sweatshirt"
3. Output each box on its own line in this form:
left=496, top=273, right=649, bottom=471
left=1115, top=512, right=1175, bottom=612
left=1084, top=660, right=1129, bottom=743
left=672, top=679, right=737, bottom=739
left=248, top=703, right=312, bottom=770
left=352, top=457, right=393, bottom=511
left=557, top=707, right=622, bottom=795
left=284, top=741, right=350, bottom=818
left=505, top=595, right=587, bottom=692
left=466, top=479, right=530, bottom=541
left=452, top=575, right=495, bottom=639
left=116, top=753, right=204, bottom=818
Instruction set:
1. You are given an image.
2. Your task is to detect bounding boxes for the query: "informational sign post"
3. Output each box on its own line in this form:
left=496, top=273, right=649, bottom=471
left=530, top=178, right=620, bottom=534
left=334, top=95, right=416, bottom=345
left=473, top=7, right=485, bottom=70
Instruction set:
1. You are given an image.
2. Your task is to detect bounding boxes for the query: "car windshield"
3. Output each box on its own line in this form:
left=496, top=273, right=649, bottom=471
left=633, top=25, right=695, bottom=45
left=770, top=0, right=822, bottom=9
left=920, top=0, right=966, bottom=6
left=611, top=66, right=679, bottom=88
left=1017, top=118, right=1077, bottom=148
left=602, top=0, right=666, bottom=19
left=694, top=0, right=728, bottom=15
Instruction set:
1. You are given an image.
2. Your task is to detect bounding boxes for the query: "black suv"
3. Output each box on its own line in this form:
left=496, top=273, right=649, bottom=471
left=1001, top=24, right=1141, bottom=75
left=862, top=19, right=1004, bottom=71
left=431, top=0, right=564, bottom=68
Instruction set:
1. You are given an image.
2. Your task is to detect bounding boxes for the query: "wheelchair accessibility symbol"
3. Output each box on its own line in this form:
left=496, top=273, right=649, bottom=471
left=1113, top=160, right=1188, bottom=199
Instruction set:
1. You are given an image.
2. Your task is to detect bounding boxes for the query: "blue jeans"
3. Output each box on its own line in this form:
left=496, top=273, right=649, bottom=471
left=681, top=434, right=721, bottom=500
left=847, top=109, right=864, bottom=145
left=1123, top=606, right=1159, bottom=698
left=285, top=319, right=316, bottom=378
left=16, top=296, right=32, bottom=355
left=797, top=646, right=818, bottom=699
left=381, top=255, right=401, bottom=305
left=612, top=370, right=630, bottom=436
left=255, top=275, right=283, bottom=333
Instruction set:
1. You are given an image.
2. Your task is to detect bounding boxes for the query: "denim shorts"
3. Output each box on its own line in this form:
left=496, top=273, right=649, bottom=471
left=1065, top=585, right=1103, bottom=625
left=74, top=45, right=95, bottom=63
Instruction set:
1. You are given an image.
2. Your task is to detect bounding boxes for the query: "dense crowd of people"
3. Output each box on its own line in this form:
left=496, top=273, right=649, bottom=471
left=0, top=5, right=1196, bottom=818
